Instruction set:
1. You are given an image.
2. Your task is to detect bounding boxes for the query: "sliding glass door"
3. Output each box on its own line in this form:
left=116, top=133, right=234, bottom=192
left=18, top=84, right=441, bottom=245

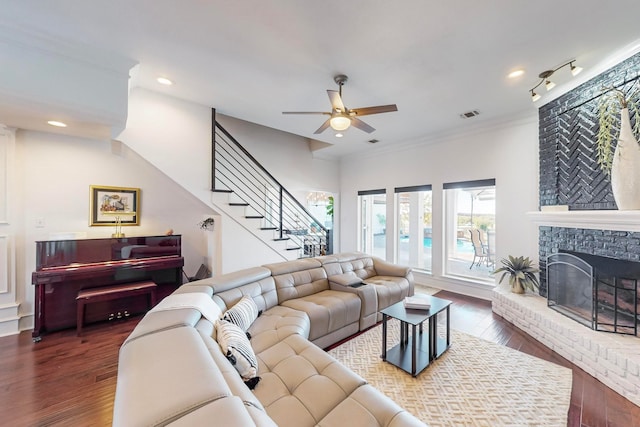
left=358, top=189, right=386, bottom=259
left=395, top=185, right=432, bottom=272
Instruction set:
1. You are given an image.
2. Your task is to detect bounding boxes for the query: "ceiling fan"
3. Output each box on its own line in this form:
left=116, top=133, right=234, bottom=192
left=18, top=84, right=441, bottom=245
left=283, top=74, right=398, bottom=135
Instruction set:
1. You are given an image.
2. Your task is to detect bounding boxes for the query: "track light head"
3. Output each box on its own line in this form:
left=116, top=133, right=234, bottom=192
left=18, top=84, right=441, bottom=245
left=531, top=91, right=541, bottom=102
left=570, top=62, right=583, bottom=77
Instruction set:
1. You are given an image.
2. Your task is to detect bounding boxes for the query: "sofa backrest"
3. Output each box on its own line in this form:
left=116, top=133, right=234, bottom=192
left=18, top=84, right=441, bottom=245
left=184, top=266, right=278, bottom=313
left=317, top=252, right=378, bottom=280
left=263, top=258, right=329, bottom=304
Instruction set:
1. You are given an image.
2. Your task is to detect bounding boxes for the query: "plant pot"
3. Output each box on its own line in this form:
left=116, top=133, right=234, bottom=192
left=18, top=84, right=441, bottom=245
left=611, top=108, right=640, bottom=210
left=511, top=279, right=525, bottom=294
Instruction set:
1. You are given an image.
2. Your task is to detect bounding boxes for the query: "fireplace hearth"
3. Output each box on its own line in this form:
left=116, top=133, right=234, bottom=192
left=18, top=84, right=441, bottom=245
left=547, top=251, right=640, bottom=336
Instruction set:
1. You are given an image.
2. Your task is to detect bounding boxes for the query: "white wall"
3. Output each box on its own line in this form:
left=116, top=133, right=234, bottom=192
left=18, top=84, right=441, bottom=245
left=118, top=89, right=341, bottom=272
left=12, top=130, right=215, bottom=332
left=339, top=115, right=540, bottom=299
left=216, top=114, right=340, bottom=195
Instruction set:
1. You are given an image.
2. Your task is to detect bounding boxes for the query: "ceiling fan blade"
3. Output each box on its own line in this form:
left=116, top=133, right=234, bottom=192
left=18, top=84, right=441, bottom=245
left=313, top=119, right=332, bottom=134
left=350, top=117, right=375, bottom=133
left=282, top=111, right=330, bottom=115
left=327, top=90, right=345, bottom=112
left=350, top=104, right=398, bottom=116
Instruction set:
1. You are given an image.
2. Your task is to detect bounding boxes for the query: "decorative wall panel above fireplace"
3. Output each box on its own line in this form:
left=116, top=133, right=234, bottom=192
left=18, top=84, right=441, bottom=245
left=539, top=52, right=640, bottom=210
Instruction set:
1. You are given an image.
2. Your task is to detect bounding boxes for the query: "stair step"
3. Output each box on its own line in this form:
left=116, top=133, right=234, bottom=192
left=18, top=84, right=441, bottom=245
left=273, top=237, right=290, bottom=241
left=245, top=215, right=264, bottom=219
left=229, top=203, right=249, bottom=207
left=261, top=227, right=277, bottom=231
left=286, top=247, right=301, bottom=251
left=212, top=189, right=233, bottom=193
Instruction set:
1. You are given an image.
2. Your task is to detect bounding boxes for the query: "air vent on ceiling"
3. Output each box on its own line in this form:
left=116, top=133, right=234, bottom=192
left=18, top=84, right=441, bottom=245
left=368, top=139, right=379, bottom=144
left=459, top=110, right=480, bottom=119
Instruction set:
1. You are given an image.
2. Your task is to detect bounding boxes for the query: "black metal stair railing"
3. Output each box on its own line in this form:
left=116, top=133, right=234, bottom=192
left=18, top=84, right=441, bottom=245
left=211, top=109, right=332, bottom=257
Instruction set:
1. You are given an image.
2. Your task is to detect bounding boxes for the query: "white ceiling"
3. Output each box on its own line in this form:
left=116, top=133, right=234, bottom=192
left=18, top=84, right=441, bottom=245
left=2, top=0, right=640, bottom=157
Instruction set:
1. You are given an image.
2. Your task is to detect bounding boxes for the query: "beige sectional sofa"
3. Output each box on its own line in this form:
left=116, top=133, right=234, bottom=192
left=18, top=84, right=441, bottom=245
left=113, top=252, right=425, bottom=426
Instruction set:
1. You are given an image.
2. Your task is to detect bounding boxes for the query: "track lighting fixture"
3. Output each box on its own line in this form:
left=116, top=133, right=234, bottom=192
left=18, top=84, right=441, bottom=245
left=530, top=60, right=582, bottom=102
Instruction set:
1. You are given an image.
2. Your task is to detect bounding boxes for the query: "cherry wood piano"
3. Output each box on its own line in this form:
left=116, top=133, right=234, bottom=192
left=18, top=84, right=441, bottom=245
left=32, top=235, right=184, bottom=341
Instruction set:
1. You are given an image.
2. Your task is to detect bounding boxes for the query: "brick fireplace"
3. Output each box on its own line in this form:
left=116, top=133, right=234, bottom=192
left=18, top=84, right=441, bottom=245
left=493, top=51, right=640, bottom=406
left=506, top=209, right=640, bottom=406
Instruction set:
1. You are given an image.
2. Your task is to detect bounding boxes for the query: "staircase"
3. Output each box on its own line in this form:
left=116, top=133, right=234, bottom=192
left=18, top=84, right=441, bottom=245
left=211, top=109, right=332, bottom=260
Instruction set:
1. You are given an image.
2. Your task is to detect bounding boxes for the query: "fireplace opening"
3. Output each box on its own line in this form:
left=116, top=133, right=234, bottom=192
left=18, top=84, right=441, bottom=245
left=546, top=251, right=640, bottom=336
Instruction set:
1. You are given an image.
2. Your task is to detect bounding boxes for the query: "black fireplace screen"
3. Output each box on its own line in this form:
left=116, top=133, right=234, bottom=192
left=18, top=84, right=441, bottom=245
left=546, top=251, right=640, bottom=336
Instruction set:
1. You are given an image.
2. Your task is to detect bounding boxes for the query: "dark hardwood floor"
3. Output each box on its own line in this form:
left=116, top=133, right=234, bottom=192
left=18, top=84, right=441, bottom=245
left=1, top=290, right=638, bottom=426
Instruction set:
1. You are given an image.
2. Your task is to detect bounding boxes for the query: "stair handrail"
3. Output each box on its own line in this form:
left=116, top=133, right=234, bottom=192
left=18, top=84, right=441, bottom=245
left=211, top=109, right=332, bottom=256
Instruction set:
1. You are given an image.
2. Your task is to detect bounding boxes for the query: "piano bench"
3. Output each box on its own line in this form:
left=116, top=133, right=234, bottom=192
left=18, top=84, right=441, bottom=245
left=76, top=281, right=157, bottom=336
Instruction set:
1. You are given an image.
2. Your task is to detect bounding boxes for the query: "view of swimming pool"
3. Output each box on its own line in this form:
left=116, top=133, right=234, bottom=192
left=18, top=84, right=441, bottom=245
left=400, top=236, right=474, bottom=253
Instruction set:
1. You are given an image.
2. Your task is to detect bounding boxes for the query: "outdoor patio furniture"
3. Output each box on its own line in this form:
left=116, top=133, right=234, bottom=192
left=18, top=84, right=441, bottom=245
left=469, top=229, right=488, bottom=269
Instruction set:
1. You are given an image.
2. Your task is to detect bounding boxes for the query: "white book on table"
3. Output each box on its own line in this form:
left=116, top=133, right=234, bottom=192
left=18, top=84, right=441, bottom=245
left=403, top=295, right=431, bottom=310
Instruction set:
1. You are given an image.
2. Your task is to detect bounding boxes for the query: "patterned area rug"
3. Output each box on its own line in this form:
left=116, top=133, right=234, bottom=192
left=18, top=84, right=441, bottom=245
left=328, top=320, right=572, bottom=427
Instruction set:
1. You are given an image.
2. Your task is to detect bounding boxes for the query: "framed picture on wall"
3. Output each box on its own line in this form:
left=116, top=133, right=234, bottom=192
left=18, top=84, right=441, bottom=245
left=89, top=185, right=140, bottom=226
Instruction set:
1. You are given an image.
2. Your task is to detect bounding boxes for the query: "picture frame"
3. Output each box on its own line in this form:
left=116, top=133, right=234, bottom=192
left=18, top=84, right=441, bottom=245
left=90, top=185, right=140, bottom=227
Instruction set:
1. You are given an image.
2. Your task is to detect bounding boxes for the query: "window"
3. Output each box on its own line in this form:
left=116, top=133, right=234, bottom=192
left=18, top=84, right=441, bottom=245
left=306, top=191, right=333, bottom=229
left=358, top=189, right=386, bottom=259
left=443, top=179, right=495, bottom=282
left=395, top=185, right=432, bottom=272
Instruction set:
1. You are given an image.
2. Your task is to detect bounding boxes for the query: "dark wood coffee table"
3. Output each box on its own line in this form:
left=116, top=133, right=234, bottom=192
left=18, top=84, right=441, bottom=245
left=380, top=295, right=452, bottom=376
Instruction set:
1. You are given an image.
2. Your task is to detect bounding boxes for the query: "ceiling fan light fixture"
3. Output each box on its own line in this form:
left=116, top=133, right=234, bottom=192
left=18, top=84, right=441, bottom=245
left=330, top=115, right=351, bottom=131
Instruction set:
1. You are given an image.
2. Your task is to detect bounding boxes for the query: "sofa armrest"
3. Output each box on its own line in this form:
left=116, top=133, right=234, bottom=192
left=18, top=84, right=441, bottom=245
left=329, top=280, right=377, bottom=330
left=329, top=272, right=363, bottom=287
left=372, top=258, right=412, bottom=278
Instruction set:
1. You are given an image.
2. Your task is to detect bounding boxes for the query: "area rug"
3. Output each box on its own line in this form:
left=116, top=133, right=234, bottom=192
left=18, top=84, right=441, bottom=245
left=328, top=320, right=572, bottom=427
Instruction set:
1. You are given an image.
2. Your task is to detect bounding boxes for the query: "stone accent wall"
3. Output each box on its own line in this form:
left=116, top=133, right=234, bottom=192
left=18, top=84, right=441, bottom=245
left=537, top=52, right=640, bottom=296
left=538, top=226, right=640, bottom=296
left=539, top=53, right=640, bottom=210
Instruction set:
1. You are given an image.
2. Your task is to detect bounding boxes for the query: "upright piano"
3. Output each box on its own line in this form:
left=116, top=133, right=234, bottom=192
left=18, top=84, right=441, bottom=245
left=32, top=235, right=184, bottom=340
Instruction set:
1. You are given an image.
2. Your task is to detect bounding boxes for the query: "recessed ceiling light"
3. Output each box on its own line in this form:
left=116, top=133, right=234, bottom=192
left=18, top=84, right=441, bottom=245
left=508, top=69, right=525, bottom=79
left=335, top=133, right=343, bottom=138
left=157, top=77, right=173, bottom=85
left=47, top=120, right=67, bottom=127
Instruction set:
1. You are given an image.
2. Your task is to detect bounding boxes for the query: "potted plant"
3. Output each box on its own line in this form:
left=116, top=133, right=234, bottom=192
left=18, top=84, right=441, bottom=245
left=493, top=255, right=540, bottom=294
left=596, top=82, right=640, bottom=209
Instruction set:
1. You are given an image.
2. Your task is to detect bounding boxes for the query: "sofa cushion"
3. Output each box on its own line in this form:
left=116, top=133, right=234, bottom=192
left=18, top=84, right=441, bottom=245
left=364, top=276, right=411, bottom=312
left=113, top=326, right=236, bottom=427
left=317, top=384, right=426, bottom=427
left=167, top=396, right=277, bottom=427
left=280, top=290, right=361, bottom=342
left=248, top=305, right=310, bottom=354
left=196, top=330, right=268, bottom=412
left=254, top=334, right=366, bottom=427
left=223, top=294, right=260, bottom=331
left=216, top=319, right=260, bottom=386
left=194, top=266, right=279, bottom=313
left=264, top=259, right=330, bottom=303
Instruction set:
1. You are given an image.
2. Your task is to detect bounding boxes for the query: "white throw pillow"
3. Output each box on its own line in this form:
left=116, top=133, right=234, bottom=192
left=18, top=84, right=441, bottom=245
left=222, top=295, right=259, bottom=331
left=215, top=319, right=260, bottom=387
